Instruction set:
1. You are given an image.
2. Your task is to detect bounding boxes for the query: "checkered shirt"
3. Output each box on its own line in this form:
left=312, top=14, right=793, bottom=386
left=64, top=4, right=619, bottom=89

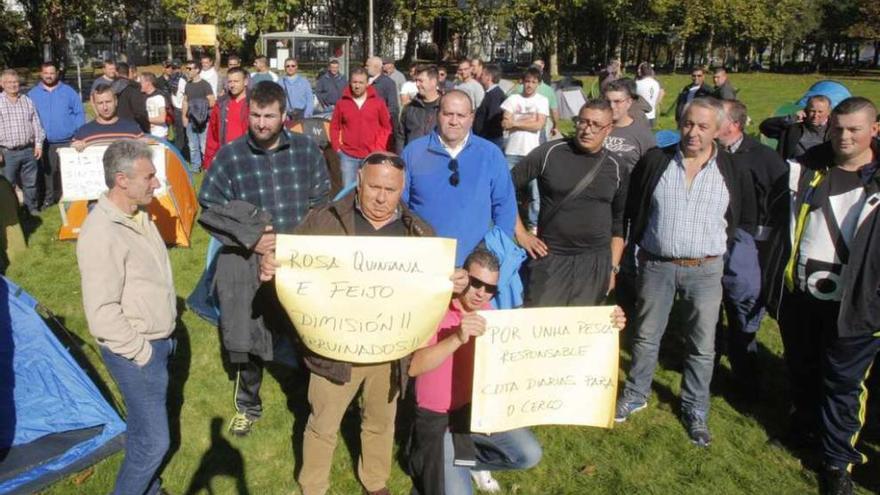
left=0, top=93, right=45, bottom=149
left=199, top=130, right=331, bottom=234
left=639, top=148, right=730, bottom=258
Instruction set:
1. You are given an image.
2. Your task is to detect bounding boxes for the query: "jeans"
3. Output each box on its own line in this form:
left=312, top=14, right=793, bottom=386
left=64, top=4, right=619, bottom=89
left=2, top=147, right=39, bottom=213
left=41, top=141, right=67, bottom=207
left=622, top=256, right=723, bottom=416
left=186, top=123, right=208, bottom=171
left=718, top=229, right=764, bottom=381
left=100, top=338, right=175, bottom=495
left=506, top=154, right=540, bottom=229
left=172, top=108, right=187, bottom=156
left=443, top=428, right=542, bottom=495
left=338, top=151, right=362, bottom=189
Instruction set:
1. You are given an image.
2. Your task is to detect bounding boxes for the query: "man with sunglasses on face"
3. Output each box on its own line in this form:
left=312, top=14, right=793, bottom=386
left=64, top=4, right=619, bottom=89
left=258, top=152, right=467, bottom=495
left=407, top=249, right=629, bottom=494
left=512, top=99, right=627, bottom=307
left=401, top=90, right=517, bottom=267
left=674, top=66, right=713, bottom=124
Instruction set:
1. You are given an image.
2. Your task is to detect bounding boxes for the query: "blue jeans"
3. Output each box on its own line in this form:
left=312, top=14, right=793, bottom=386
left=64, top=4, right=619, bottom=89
left=506, top=154, right=540, bottom=229
left=338, top=151, right=362, bottom=189
left=719, top=229, right=764, bottom=379
left=622, top=256, right=723, bottom=416
left=186, top=123, right=208, bottom=170
left=443, top=428, right=542, bottom=495
left=100, top=338, right=175, bottom=495
left=2, top=147, right=39, bottom=212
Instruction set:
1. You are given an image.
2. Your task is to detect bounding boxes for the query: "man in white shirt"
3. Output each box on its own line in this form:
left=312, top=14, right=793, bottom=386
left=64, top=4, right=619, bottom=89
left=501, top=67, right=550, bottom=231
left=140, top=72, right=168, bottom=138
left=200, top=54, right=219, bottom=96
left=636, top=62, right=664, bottom=128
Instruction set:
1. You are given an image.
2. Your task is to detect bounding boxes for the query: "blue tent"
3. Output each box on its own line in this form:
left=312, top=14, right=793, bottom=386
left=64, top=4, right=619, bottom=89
left=0, top=276, right=125, bottom=494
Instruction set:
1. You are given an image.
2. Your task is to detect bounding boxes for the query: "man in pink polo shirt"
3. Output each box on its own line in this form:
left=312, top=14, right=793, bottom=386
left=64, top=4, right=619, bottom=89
left=407, top=248, right=540, bottom=495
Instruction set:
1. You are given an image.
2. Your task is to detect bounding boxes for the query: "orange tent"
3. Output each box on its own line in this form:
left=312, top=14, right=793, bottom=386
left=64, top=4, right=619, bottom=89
left=56, top=138, right=197, bottom=247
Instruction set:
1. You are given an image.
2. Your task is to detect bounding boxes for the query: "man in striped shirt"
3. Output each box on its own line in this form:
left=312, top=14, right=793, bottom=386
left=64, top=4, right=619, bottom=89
left=614, top=97, right=756, bottom=447
left=0, top=69, right=45, bottom=215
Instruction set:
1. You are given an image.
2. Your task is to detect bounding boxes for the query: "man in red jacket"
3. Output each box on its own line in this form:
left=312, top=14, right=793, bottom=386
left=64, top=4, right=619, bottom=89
left=203, top=68, right=249, bottom=170
left=330, top=67, right=392, bottom=188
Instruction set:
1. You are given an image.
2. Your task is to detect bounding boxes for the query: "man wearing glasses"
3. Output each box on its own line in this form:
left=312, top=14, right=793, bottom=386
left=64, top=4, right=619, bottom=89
left=280, top=57, right=314, bottom=121
left=603, top=80, right=656, bottom=172
left=674, top=66, right=713, bottom=124
left=512, top=99, right=626, bottom=307
left=401, top=90, right=517, bottom=267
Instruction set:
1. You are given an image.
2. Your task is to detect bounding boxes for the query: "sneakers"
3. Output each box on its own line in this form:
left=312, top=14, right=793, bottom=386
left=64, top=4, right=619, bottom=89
left=228, top=412, right=255, bottom=437
left=614, top=399, right=647, bottom=423
left=470, top=470, right=501, bottom=493
left=821, top=466, right=854, bottom=495
left=683, top=411, right=712, bottom=447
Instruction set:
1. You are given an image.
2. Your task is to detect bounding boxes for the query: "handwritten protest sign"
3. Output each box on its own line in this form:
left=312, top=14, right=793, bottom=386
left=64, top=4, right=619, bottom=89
left=275, top=235, right=456, bottom=363
left=470, top=306, right=619, bottom=433
left=185, top=24, right=217, bottom=45
left=59, top=144, right=168, bottom=201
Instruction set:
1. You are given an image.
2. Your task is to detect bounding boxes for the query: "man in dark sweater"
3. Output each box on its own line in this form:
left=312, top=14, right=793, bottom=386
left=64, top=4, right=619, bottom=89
left=395, top=65, right=441, bottom=153
left=112, top=62, right=150, bottom=133
left=674, top=67, right=713, bottom=124
left=759, top=94, right=831, bottom=160
left=473, top=64, right=505, bottom=149
left=715, top=99, right=787, bottom=392
left=615, top=97, right=756, bottom=448
left=511, top=99, right=627, bottom=307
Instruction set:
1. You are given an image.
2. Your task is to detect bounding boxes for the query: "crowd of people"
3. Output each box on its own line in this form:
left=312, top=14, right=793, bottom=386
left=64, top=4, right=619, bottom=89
left=1, top=52, right=878, bottom=495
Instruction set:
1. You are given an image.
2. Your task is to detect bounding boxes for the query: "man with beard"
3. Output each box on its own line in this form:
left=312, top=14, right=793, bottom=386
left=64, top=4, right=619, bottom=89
left=28, top=61, right=85, bottom=209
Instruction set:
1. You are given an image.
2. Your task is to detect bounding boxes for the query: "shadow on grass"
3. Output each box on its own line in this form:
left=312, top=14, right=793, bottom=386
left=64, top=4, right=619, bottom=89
left=183, top=417, right=249, bottom=495
left=162, top=298, right=193, bottom=473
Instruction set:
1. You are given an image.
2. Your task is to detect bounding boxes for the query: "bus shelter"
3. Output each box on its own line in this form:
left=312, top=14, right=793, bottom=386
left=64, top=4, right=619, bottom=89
left=260, top=32, right=351, bottom=75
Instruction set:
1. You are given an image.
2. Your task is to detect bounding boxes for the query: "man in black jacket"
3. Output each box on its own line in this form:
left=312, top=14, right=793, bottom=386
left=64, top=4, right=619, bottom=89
left=759, top=94, right=831, bottom=160
left=615, top=97, right=756, bottom=448
left=715, top=99, right=787, bottom=391
left=395, top=65, right=441, bottom=153
left=112, top=62, right=150, bottom=133
left=674, top=67, right=713, bottom=124
left=762, top=97, right=879, bottom=495
left=473, top=64, right=505, bottom=149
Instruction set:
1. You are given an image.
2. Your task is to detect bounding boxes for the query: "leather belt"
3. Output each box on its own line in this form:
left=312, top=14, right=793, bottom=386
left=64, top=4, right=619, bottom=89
left=639, top=250, right=719, bottom=267
left=0, top=143, right=33, bottom=152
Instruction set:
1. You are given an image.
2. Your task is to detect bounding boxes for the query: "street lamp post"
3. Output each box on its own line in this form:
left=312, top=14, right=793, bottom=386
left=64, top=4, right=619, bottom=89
left=368, top=0, right=374, bottom=57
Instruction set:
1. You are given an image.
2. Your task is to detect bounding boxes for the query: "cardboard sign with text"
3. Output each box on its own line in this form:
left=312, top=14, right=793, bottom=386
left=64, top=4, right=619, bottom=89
left=471, top=306, right=619, bottom=433
left=58, top=144, right=168, bottom=201
left=275, top=235, right=456, bottom=363
left=185, top=24, right=217, bottom=45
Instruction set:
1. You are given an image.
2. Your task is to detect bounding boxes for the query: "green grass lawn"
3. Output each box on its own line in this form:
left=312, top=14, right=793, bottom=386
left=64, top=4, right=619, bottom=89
left=7, top=72, right=880, bottom=495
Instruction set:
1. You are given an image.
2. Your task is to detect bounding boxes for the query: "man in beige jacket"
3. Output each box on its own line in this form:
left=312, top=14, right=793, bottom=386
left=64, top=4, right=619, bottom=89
left=76, top=139, right=177, bottom=495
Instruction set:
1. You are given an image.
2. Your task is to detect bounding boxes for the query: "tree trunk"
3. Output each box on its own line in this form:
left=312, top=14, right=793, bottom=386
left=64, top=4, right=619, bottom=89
left=704, top=26, right=715, bottom=67
left=549, top=2, right=559, bottom=77
left=401, top=5, right=419, bottom=64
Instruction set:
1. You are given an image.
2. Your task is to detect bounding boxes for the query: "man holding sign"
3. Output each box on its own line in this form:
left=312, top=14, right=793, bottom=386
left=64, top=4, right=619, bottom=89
left=407, top=249, right=543, bottom=495
left=260, top=152, right=465, bottom=495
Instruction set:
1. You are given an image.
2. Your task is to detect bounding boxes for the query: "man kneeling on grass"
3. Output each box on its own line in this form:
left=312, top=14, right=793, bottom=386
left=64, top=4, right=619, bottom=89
left=405, top=248, right=531, bottom=494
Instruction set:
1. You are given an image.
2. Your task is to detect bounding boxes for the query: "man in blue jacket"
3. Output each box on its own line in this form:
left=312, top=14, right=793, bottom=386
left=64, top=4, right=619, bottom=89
left=401, top=90, right=517, bottom=267
left=28, top=61, right=85, bottom=209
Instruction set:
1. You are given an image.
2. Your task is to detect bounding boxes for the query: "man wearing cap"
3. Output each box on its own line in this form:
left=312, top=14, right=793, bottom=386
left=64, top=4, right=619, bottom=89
left=382, top=57, right=406, bottom=95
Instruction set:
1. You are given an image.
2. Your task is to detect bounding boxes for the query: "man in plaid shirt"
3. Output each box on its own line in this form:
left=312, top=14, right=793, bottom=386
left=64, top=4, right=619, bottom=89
left=0, top=69, right=45, bottom=215
left=199, top=80, right=330, bottom=436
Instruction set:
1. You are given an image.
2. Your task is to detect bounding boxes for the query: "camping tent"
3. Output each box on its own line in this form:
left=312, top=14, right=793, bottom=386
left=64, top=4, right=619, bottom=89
left=556, top=87, right=587, bottom=120
left=56, top=138, right=198, bottom=247
left=0, top=276, right=125, bottom=494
